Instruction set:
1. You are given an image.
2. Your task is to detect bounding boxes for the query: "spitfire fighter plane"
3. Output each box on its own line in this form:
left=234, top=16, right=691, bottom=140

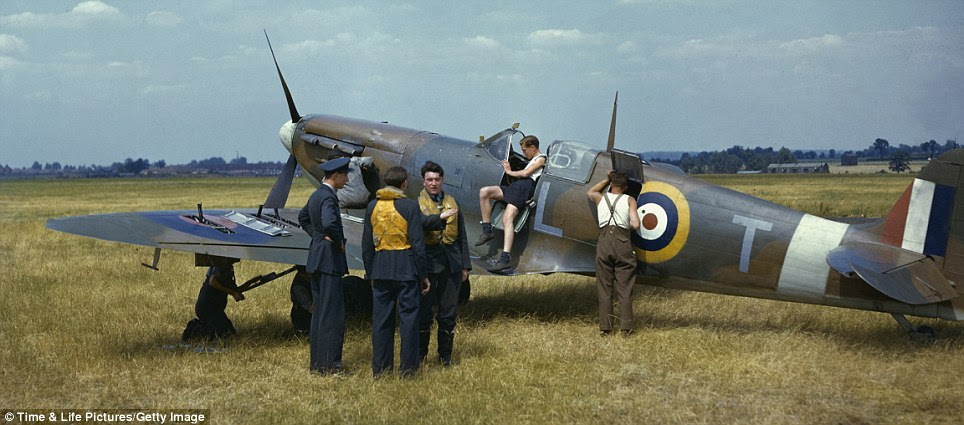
left=48, top=35, right=963, bottom=337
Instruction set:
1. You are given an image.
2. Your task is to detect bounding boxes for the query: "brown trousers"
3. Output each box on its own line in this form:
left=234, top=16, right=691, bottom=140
left=595, top=225, right=637, bottom=332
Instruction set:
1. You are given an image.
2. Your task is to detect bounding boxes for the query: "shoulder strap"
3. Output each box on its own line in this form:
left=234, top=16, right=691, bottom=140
left=602, top=193, right=625, bottom=226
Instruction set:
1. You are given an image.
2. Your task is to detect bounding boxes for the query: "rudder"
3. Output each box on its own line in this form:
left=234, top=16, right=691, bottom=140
left=881, top=149, right=964, bottom=287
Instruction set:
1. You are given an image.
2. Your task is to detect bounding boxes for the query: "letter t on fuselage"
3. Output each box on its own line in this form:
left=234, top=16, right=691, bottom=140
left=732, top=215, right=773, bottom=273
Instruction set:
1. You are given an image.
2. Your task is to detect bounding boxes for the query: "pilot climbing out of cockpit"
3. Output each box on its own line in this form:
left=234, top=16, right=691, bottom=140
left=476, top=135, right=547, bottom=272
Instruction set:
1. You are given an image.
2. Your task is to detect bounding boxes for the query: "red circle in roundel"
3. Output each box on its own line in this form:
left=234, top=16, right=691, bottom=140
left=643, top=213, right=659, bottom=230
left=642, top=213, right=659, bottom=230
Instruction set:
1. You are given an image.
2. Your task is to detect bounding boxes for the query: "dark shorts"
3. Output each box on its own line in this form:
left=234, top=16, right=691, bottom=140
left=501, top=178, right=536, bottom=210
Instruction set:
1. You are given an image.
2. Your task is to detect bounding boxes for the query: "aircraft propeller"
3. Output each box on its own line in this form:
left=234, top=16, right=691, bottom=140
left=265, top=30, right=301, bottom=124
left=262, top=30, right=301, bottom=209
left=606, top=91, right=618, bottom=152
left=263, top=153, right=298, bottom=209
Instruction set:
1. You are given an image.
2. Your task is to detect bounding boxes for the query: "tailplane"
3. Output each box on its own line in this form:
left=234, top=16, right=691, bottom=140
left=881, top=149, right=963, bottom=286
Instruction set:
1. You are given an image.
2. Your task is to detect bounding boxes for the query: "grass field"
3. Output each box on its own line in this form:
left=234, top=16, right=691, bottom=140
left=2, top=174, right=963, bottom=424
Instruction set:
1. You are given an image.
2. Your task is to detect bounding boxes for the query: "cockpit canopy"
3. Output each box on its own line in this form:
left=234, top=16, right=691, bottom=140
left=544, top=140, right=599, bottom=184
left=481, top=128, right=525, bottom=161
left=480, top=128, right=602, bottom=184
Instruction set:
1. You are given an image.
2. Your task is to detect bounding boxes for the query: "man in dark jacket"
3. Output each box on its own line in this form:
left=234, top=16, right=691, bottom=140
left=182, top=256, right=243, bottom=341
left=362, top=166, right=433, bottom=377
left=298, top=156, right=351, bottom=375
left=417, top=161, right=471, bottom=366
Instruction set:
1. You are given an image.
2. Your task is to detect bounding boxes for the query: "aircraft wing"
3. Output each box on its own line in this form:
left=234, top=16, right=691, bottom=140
left=46, top=208, right=366, bottom=270
left=827, top=241, right=958, bottom=305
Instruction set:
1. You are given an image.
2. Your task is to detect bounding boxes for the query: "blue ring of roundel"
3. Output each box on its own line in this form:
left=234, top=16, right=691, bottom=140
left=632, top=191, right=678, bottom=252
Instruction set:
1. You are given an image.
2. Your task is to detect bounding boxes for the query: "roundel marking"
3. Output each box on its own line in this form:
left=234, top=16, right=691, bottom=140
left=632, top=181, right=690, bottom=263
left=637, top=201, right=671, bottom=244
left=641, top=208, right=662, bottom=231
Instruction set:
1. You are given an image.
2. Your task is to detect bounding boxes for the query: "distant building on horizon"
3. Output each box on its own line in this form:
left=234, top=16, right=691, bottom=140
left=765, top=163, right=830, bottom=174
left=840, top=154, right=859, bottom=166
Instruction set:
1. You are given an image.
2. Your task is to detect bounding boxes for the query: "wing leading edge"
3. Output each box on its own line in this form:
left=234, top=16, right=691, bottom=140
left=46, top=209, right=366, bottom=269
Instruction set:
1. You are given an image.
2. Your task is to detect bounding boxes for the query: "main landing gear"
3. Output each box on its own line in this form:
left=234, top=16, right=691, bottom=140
left=891, top=313, right=936, bottom=341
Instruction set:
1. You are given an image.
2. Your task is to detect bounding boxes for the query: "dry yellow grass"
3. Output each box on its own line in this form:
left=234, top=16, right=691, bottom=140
left=698, top=173, right=915, bottom=218
left=2, top=176, right=962, bottom=424
left=827, top=160, right=929, bottom=175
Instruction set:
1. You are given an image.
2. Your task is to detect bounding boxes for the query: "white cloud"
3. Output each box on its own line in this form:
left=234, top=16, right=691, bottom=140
left=466, top=72, right=526, bottom=86
left=0, top=1, right=123, bottom=28
left=146, top=11, right=182, bottom=27
left=496, top=74, right=525, bottom=84
left=0, top=55, right=22, bottom=70
left=282, top=39, right=337, bottom=56
left=72, top=1, right=120, bottom=17
left=617, top=40, right=638, bottom=55
left=665, top=38, right=731, bottom=57
left=779, top=34, right=843, bottom=53
left=528, top=29, right=599, bottom=46
left=106, top=60, right=148, bottom=76
left=0, top=34, right=26, bottom=53
left=0, top=12, right=42, bottom=27
left=281, top=32, right=401, bottom=59
left=64, top=51, right=94, bottom=61
left=465, top=36, right=500, bottom=49
left=661, top=28, right=958, bottom=66
left=389, top=3, right=416, bottom=12
left=661, top=31, right=843, bottom=60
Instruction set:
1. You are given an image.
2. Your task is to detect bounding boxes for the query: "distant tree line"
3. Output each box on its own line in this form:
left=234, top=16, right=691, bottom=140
left=853, top=138, right=958, bottom=160
left=646, top=137, right=959, bottom=175
left=3, top=156, right=284, bottom=178
left=186, top=155, right=255, bottom=169
left=649, top=146, right=797, bottom=174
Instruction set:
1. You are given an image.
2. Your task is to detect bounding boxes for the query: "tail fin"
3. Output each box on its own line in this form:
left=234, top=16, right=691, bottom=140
left=881, top=149, right=964, bottom=286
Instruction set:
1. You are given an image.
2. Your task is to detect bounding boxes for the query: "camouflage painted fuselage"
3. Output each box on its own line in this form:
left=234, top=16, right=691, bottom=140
left=289, top=114, right=964, bottom=321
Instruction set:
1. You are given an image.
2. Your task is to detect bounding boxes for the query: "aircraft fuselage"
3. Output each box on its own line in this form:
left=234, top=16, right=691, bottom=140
left=283, top=114, right=964, bottom=322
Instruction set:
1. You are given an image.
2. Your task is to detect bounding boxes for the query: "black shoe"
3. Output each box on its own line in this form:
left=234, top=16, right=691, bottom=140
left=475, top=231, right=494, bottom=246
left=440, top=357, right=452, bottom=367
left=475, top=223, right=494, bottom=246
left=486, top=252, right=512, bottom=272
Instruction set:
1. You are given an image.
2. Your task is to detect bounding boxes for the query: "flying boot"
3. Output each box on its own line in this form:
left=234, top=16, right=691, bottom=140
left=486, top=251, right=512, bottom=272
left=419, top=329, right=431, bottom=363
left=475, top=222, right=494, bottom=246
left=438, top=329, right=454, bottom=366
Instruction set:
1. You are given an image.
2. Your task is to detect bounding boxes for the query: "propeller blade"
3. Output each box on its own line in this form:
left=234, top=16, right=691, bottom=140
left=264, top=154, right=298, bottom=209
left=606, top=91, right=618, bottom=152
left=264, top=30, right=301, bottom=123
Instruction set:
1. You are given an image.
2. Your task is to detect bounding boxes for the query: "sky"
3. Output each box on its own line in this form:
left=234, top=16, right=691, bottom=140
left=1, top=1, right=962, bottom=168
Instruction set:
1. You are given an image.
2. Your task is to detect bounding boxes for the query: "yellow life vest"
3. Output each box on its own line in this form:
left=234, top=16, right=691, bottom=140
left=418, top=189, right=459, bottom=245
left=371, top=187, right=411, bottom=251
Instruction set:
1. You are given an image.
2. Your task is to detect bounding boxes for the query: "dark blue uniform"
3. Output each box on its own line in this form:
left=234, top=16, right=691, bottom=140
left=299, top=183, right=348, bottom=374
left=362, top=191, right=428, bottom=376
left=182, top=265, right=238, bottom=341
